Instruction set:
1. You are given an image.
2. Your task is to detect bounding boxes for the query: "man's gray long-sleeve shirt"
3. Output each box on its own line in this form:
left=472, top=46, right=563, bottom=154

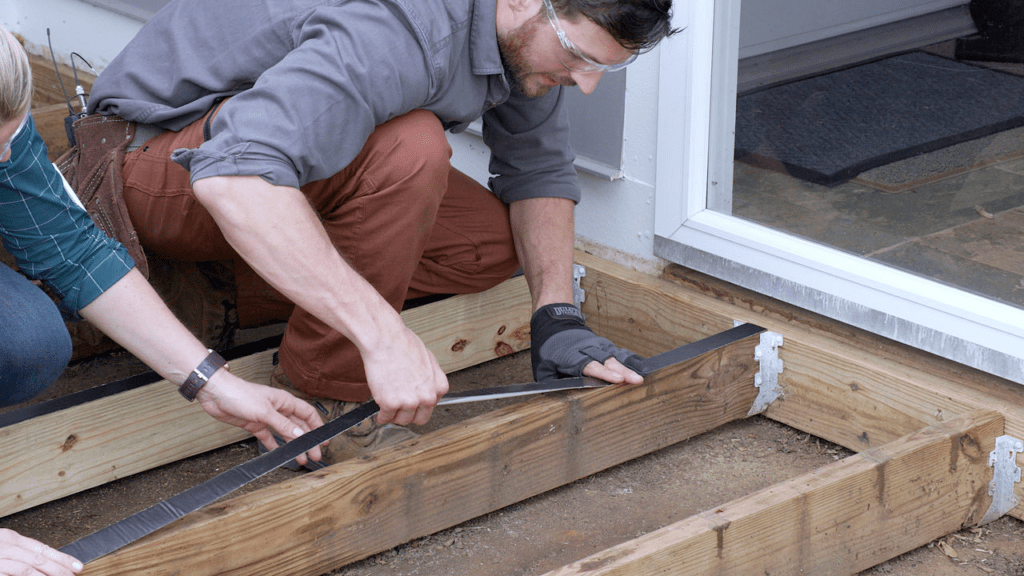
left=88, top=0, right=581, bottom=204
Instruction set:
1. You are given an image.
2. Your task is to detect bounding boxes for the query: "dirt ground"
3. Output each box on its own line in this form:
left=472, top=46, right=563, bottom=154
left=2, top=331, right=1024, bottom=576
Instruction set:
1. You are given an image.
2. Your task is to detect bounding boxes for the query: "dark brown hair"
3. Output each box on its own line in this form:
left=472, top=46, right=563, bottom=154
left=551, top=0, right=680, bottom=52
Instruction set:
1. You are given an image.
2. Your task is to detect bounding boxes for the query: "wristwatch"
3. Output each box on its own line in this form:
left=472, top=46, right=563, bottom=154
left=179, top=350, right=228, bottom=401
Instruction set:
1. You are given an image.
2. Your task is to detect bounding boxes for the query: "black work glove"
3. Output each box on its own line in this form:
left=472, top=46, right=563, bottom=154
left=530, top=303, right=646, bottom=381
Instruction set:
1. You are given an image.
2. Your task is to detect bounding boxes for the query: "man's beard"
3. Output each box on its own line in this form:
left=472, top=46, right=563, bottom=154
left=497, top=15, right=554, bottom=98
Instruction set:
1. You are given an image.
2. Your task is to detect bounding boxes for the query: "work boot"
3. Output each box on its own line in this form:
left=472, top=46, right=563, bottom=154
left=267, top=365, right=419, bottom=467
left=147, top=256, right=239, bottom=351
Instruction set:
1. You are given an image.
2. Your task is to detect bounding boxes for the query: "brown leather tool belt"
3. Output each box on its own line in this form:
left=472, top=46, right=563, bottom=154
left=54, top=114, right=148, bottom=277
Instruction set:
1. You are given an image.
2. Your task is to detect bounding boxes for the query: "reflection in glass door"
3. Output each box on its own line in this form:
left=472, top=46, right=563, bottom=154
left=722, top=2, right=1024, bottom=310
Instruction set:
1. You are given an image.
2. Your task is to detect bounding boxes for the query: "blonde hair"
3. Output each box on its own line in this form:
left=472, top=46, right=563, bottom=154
left=0, top=24, right=32, bottom=124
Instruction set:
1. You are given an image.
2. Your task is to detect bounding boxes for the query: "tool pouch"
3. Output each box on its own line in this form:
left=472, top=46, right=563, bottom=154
left=54, top=115, right=148, bottom=278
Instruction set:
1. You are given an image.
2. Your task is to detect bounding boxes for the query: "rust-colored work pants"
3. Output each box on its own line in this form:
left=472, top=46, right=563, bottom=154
left=121, top=109, right=519, bottom=401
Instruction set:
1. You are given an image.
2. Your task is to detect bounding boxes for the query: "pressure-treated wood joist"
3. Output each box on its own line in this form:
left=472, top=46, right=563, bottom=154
left=7, top=252, right=1023, bottom=575
left=0, top=348, right=266, bottom=517
left=573, top=251, right=1024, bottom=520
left=545, top=409, right=1002, bottom=575
left=0, top=275, right=532, bottom=517
left=82, top=329, right=762, bottom=575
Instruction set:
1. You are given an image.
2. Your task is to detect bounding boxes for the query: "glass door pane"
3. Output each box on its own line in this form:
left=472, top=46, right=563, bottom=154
left=653, top=0, right=1024, bottom=384
left=723, top=2, right=1024, bottom=311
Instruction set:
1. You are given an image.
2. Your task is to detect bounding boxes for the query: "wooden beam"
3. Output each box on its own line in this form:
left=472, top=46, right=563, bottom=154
left=544, top=409, right=1002, bottom=576
left=0, top=276, right=531, bottom=517
left=399, top=275, right=532, bottom=374
left=82, top=329, right=761, bottom=575
left=29, top=53, right=95, bottom=109
left=0, top=355, right=263, bottom=518
left=574, top=251, right=1024, bottom=519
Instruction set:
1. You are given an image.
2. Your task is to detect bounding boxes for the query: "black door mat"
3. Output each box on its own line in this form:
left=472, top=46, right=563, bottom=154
left=852, top=125, right=1024, bottom=193
left=734, top=51, right=1024, bottom=187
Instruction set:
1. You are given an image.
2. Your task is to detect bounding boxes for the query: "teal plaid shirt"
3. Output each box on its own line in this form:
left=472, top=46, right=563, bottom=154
left=0, top=115, right=133, bottom=311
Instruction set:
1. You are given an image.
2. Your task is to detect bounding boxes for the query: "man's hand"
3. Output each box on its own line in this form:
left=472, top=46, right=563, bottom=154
left=197, top=372, right=325, bottom=467
left=507, top=199, right=641, bottom=383
left=194, top=177, right=448, bottom=428
left=361, top=324, right=449, bottom=427
left=531, top=303, right=645, bottom=383
left=0, top=529, right=82, bottom=576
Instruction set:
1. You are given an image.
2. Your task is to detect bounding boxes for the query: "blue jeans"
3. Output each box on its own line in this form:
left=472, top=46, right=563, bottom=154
left=0, top=264, right=72, bottom=407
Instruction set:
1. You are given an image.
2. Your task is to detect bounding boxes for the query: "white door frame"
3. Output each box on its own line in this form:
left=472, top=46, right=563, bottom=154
left=653, top=0, right=1024, bottom=384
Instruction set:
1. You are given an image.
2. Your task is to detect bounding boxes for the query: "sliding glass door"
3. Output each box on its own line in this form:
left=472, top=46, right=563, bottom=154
left=654, top=0, right=1024, bottom=384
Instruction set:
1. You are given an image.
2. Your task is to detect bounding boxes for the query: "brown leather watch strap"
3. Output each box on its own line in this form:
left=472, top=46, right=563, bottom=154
left=179, top=350, right=228, bottom=401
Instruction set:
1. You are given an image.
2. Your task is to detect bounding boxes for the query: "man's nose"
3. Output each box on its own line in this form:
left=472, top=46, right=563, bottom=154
left=571, top=69, right=604, bottom=95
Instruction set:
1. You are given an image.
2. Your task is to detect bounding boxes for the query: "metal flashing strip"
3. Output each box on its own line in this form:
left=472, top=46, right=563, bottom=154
left=644, top=323, right=765, bottom=374
left=980, top=435, right=1024, bottom=525
left=0, top=335, right=283, bottom=429
left=59, top=378, right=613, bottom=564
left=57, top=325, right=765, bottom=564
left=59, top=401, right=379, bottom=564
left=747, top=330, right=784, bottom=416
left=654, top=233, right=1024, bottom=387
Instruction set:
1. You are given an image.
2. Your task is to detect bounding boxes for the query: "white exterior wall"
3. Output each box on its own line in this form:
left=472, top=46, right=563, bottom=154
left=449, top=47, right=669, bottom=273
left=739, top=0, right=967, bottom=58
left=3, top=0, right=142, bottom=70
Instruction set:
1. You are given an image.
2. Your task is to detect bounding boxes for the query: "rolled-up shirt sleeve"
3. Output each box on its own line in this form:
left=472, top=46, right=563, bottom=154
left=87, top=0, right=579, bottom=204
left=173, top=4, right=434, bottom=189
left=0, top=116, right=134, bottom=312
left=483, top=85, right=581, bottom=204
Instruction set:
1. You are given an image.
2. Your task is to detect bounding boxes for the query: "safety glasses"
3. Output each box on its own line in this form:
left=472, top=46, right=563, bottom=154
left=542, top=0, right=638, bottom=73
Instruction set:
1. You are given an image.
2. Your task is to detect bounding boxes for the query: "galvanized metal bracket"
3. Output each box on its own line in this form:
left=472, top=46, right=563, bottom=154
left=573, top=264, right=587, bottom=309
left=747, top=330, right=784, bottom=416
left=979, top=435, right=1023, bottom=525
